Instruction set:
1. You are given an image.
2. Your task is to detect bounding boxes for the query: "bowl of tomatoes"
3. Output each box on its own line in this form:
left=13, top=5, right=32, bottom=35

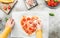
left=45, top=0, right=59, bottom=8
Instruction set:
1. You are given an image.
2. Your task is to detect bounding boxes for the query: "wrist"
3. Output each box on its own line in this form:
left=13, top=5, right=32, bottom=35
left=37, top=26, right=42, bottom=30
left=37, top=23, right=42, bottom=30
left=5, top=25, right=12, bottom=29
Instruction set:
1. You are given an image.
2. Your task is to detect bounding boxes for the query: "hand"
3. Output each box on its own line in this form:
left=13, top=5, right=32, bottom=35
left=33, top=20, right=42, bottom=30
left=5, top=18, right=15, bottom=29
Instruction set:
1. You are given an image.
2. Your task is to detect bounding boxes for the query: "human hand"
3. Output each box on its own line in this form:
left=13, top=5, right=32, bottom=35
left=33, top=20, right=42, bottom=30
left=5, top=18, right=15, bottom=29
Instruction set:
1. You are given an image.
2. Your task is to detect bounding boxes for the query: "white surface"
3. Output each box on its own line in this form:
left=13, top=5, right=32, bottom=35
left=11, top=11, right=49, bottom=38
left=49, top=10, right=60, bottom=38
left=13, top=0, right=45, bottom=11
left=0, top=0, right=60, bottom=38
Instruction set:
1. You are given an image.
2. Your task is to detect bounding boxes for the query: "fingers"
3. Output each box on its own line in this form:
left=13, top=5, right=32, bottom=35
left=10, top=18, right=14, bottom=25
left=11, top=19, right=14, bottom=24
left=7, top=18, right=12, bottom=23
left=8, top=18, right=14, bottom=23
left=5, top=18, right=15, bottom=28
left=12, top=21, right=15, bottom=26
left=10, top=18, right=13, bottom=22
left=7, top=18, right=15, bottom=25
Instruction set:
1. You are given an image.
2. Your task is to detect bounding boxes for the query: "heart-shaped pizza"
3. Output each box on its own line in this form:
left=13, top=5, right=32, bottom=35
left=20, top=16, right=41, bottom=35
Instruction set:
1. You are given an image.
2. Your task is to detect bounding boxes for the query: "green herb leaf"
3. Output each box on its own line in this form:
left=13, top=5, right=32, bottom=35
left=49, top=13, right=55, bottom=16
left=5, top=17, right=8, bottom=22
left=54, top=0, right=58, bottom=2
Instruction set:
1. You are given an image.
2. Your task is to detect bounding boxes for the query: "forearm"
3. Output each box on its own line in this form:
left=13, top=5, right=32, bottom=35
left=36, top=29, right=42, bottom=38
left=1, top=26, right=11, bottom=38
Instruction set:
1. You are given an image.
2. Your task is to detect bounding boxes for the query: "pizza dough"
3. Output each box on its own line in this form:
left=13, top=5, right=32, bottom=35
left=20, top=16, right=41, bottom=35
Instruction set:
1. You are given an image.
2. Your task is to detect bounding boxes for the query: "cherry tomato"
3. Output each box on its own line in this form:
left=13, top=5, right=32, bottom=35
left=50, top=0, right=54, bottom=1
left=54, top=2, right=58, bottom=6
left=47, top=0, right=58, bottom=7
left=48, top=1, right=51, bottom=6
left=3, top=6, right=7, bottom=10
left=7, top=5, right=11, bottom=10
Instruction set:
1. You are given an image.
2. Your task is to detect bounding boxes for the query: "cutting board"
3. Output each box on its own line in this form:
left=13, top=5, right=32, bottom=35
left=0, top=0, right=18, bottom=14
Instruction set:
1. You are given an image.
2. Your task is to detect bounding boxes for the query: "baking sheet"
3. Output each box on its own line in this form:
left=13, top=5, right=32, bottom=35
left=11, top=11, right=49, bottom=38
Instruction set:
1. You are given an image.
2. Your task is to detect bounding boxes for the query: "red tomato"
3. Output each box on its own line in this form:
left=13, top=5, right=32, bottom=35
left=29, top=27, right=33, bottom=30
left=25, top=29, right=31, bottom=35
left=29, top=27, right=36, bottom=33
left=29, top=21, right=32, bottom=24
left=22, top=18, right=26, bottom=22
left=31, top=29, right=36, bottom=32
left=48, top=1, right=51, bottom=6
left=54, top=2, right=58, bottom=6
left=7, top=5, right=11, bottom=10
left=50, top=0, right=54, bottom=1
left=33, top=23, right=37, bottom=28
left=27, top=17, right=31, bottom=20
left=21, top=21, right=24, bottom=25
left=25, top=30, right=29, bottom=34
left=47, top=0, right=58, bottom=7
left=23, top=24, right=28, bottom=29
left=3, top=6, right=7, bottom=10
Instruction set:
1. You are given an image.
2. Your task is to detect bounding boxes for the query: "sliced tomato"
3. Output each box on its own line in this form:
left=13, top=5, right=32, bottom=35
left=21, top=21, right=24, bottom=25
left=29, top=27, right=36, bottom=33
left=22, top=18, right=26, bottom=22
left=33, top=23, right=37, bottom=27
left=29, top=27, right=33, bottom=31
left=29, top=27, right=34, bottom=34
left=3, top=6, right=7, bottom=10
left=25, top=29, right=31, bottom=35
left=27, top=17, right=31, bottom=21
left=25, top=30, right=29, bottom=34
left=7, top=5, right=11, bottom=10
left=29, top=21, right=32, bottom=24
left=31, top=29, right=36, bottom=33
left=23, top=24, right=28, bottom=29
